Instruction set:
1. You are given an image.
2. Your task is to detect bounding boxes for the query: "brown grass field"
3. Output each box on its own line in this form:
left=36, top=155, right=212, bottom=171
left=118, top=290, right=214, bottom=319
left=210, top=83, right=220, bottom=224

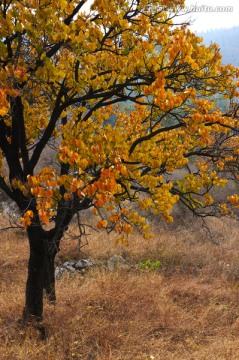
left=1, top=206, right=239, bottom=359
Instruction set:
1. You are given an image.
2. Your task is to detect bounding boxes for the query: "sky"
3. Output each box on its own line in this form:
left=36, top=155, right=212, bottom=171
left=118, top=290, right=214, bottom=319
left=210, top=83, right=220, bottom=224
left=184, top=0, right=239, bottom=32
left=81, top=0, right=239, bottom=33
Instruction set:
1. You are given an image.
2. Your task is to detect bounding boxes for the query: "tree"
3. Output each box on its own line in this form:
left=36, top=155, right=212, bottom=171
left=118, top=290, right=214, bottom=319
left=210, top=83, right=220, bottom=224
left=0, top=0, right=238, bottom=321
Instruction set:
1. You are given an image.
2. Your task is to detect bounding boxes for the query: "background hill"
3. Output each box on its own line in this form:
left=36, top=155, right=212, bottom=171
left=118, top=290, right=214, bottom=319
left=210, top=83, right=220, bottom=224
left=200, top=26, right=239, bottom=67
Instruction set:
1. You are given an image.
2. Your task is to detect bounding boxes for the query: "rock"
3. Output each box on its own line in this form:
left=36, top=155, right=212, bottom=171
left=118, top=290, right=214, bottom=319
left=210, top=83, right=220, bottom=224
left=75, top=259, right=94, bottom=270
left=55, top=266, right=65, bottom=280
left=55, top=255, right=130, bottom=279
left=55, top=259, right=94, bottom=279
left=63, top=261, right=76, bottom=272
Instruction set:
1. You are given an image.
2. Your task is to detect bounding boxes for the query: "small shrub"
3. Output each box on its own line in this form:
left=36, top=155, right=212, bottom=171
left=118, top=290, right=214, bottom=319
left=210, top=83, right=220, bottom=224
left=138, top=259, right=161, bottom=270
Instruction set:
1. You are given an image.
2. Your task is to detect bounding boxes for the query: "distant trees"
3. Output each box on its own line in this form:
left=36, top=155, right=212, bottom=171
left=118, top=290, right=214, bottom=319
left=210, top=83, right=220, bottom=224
left=0, top=0, right=239, bottom=321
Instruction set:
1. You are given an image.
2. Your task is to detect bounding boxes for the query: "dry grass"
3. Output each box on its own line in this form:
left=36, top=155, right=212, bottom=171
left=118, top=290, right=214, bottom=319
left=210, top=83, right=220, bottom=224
left=1, top=209, right=239, bottom=359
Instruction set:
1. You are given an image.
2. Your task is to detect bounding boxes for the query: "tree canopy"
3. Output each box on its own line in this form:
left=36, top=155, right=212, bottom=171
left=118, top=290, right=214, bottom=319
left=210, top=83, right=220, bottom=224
left=0, top=0, right=239, bottom=320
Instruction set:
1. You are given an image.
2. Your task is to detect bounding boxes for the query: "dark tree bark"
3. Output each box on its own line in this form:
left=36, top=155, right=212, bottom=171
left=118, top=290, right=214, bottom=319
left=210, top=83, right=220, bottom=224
left=43, top=252, right=57, bottom=303
left=43, top=238, right=58, bottom=304
left=23, top=225, right=62, bottom=321
left=23, top=226, right=45, bottom=321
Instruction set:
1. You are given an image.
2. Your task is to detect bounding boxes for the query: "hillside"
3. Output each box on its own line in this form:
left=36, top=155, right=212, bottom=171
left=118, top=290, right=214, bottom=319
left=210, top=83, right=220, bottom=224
left=200, top=26, right=239, bottom=67
left=1, top=207, right=239, bottom=359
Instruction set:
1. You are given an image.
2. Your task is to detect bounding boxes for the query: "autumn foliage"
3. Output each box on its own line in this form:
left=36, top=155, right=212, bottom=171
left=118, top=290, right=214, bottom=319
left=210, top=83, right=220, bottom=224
left=0, top=0, right=239, bottom=319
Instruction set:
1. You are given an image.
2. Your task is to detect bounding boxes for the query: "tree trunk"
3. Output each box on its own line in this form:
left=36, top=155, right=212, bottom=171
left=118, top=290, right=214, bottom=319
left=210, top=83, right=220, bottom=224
left=44, top=248, right=57, bottom=303
left=23, top=226, right=45, bottom=321
left=23, top=227, right=59, bottom=321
